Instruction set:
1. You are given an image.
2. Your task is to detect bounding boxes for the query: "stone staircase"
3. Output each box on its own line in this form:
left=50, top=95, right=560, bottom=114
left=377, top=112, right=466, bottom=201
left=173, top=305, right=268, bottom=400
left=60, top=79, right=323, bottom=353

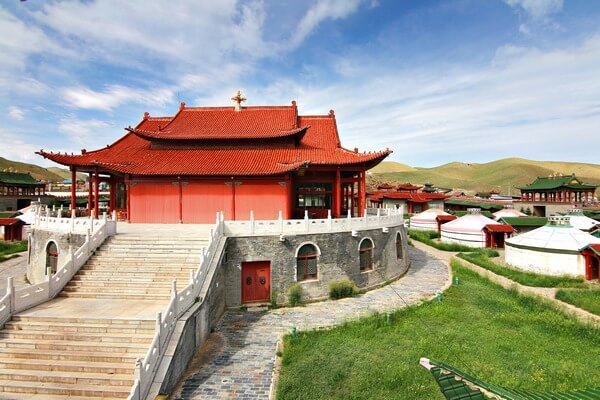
left=0, top=233, right=208, bottom=399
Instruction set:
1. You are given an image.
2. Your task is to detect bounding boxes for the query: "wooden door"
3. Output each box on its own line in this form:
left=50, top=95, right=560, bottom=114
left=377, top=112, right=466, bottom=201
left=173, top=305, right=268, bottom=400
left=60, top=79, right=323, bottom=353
left=241, top=261, right=270, bottom=303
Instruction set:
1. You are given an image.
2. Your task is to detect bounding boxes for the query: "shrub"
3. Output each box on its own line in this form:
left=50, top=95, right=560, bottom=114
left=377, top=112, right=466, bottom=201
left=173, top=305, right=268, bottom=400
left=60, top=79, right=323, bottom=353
left=288, top=284, right=303, bottom=307
left=329, top=279, right=358, bottom=300
left=270, top=289, right=279, bottom=309
left=479, top=248, right=500, bottom=258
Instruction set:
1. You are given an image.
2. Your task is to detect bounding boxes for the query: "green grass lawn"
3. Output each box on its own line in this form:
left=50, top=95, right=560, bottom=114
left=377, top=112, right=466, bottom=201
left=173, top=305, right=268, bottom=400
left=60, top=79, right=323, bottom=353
left=0, top=240, right=27, bottom=263
left=277, top=260, right=600, bottom=400
left=556, top=289, right=600, bottom=315
left=408, top=230, right=475, bottom=252
left=457, top=252, right=589, bottom=288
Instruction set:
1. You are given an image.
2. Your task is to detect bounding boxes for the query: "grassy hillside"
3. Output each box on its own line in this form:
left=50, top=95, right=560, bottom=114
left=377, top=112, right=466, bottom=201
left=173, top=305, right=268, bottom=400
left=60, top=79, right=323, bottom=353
left=371, top=158, right=600, bottom=194
left=0, top=157, right=64, bottom=182
left=47, top=167, right=87, bottom=181
left=370, top=161, right=416, bottom=174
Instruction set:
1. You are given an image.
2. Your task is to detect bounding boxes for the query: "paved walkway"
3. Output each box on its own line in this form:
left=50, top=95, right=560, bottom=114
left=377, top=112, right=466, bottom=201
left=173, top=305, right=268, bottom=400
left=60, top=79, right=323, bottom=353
left=0, top=251, right=28, bottom=297
left=172, top=246, right=451, bottom=399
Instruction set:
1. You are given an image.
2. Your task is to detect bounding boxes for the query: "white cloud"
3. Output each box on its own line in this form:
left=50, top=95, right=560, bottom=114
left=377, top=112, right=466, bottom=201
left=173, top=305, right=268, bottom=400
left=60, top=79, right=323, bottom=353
left=62, top=85, right=174, bottom=112
left=290, top=0, right=364, bottom=48
left=31, top=0, right=269, bottom=69
left=504, top=0, right=563, bottom=20
left=250, top=35, right=600, bottom=166
left=0, top=128, right=45, bottom=164
left=7, top=106, right=25, bottom=121
left=58, top=117, right=111, bottom=145
left=504, top=0, right=563, bottom=34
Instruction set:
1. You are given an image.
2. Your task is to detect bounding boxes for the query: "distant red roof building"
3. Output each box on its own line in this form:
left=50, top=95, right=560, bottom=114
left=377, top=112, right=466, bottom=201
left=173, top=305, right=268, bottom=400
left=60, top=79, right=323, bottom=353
left=367, top=190, right=447, bottom=214
left=39, top=97, right=391, bottom=223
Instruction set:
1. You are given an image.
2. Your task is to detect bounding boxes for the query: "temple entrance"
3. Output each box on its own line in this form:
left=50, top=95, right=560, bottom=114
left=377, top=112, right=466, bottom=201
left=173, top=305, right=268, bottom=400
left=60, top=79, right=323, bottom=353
left=241, top=261, right=270, bottom=304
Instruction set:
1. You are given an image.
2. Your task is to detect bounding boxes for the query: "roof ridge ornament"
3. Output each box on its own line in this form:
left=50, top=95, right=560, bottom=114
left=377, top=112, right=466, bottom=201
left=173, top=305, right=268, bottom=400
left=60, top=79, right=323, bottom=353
left=231, top=90, right=246, bottom=112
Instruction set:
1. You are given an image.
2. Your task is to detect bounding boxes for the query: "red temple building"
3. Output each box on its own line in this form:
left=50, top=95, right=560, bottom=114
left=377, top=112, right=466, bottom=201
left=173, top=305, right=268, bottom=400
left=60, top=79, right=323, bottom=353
left=38, top=94, right=391, bottom=223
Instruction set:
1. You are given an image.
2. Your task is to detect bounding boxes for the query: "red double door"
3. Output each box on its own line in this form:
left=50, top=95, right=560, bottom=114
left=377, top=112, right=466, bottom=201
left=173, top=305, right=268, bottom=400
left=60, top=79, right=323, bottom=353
left=241, top=261, right=271, bottom=303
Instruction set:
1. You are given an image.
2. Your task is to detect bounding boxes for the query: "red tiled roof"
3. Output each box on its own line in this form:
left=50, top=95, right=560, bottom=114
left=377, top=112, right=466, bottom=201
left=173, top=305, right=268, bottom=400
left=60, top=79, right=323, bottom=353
left=374, top=192, right=447, bottom=202
left=397, top=183, right=421, bottom=190
left=131, top=105, right=309, bottom=140
left=0, top=218, right=24, bottom=226
left=377, top=183, right=394, bottom=189
left=38, top=104, right=391, bottom=176
left=484, top=224, right=514, bottom=233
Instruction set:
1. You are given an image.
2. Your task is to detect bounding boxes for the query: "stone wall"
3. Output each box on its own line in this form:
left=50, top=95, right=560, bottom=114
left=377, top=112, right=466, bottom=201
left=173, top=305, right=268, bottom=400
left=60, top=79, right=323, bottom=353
left=223, top=224, right=409, bottom=306
left=27, top=228, right=86, bottom=284
left=157, top=240, right=227, bottom=395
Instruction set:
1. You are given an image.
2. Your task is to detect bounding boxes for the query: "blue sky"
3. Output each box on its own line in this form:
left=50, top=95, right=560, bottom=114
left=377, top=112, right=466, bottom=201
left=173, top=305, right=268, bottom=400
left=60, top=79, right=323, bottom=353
left=1, top=0, right=599, bottom=168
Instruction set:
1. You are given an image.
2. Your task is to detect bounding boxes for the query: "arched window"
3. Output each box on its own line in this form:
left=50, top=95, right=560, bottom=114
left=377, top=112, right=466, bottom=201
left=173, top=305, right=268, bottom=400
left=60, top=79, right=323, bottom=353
left=296, top=244, right=318, bottom=281
left=45, top=242, right=58, bottom=276
left=396, top=232, right=403, bottom=259
left=359, top=238, right=374, bottom=271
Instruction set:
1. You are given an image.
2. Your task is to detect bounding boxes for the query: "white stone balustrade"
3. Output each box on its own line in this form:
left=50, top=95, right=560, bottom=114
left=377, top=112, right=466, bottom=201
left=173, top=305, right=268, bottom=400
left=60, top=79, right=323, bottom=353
left=0, top=214, right=115, bottom=328
left=223, top=207, right=404, bottom=236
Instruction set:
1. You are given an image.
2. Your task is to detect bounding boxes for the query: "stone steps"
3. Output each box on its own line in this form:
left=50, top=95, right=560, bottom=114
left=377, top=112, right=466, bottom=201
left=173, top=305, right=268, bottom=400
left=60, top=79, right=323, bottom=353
left=0, top=347, right=139, bottom=363
left=0, top=357, right=133, bottom=375
left=61, top=286, right=175, bottom=296
left=4, top=320, right=155, bottom=334
left=0, top=230, right=209, bottom=397
left=0, top=378, right=131, bottom=398
left=0, top=338, right=149, bottom=353
left=58, top=292, right=171, bottom=300
left=0, top=330, right=153, bottom=344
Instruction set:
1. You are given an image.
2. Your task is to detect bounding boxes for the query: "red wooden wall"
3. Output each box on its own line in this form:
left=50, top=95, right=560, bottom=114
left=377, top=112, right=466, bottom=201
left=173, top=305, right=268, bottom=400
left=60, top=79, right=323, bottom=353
left=129, top=177, right=290, bottom=223
left=130, top=181, right=179, bottom=223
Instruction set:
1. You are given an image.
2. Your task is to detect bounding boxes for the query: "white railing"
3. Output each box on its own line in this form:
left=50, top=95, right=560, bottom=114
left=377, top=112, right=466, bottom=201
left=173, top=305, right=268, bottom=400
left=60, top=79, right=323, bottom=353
left=0, top=213, right=116, bottom=327
left=34, top=207, right=115, bottom=235
left=223, top=207, right=404, bottom=237
left=128, top=213, right=225, bottom=400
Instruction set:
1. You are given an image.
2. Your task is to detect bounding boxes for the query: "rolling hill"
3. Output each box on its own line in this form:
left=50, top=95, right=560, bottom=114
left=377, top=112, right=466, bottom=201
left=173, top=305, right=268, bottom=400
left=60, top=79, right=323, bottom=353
left=0, top=157, right=65, bottom=182
left=370, top=158, right=600, bottom=195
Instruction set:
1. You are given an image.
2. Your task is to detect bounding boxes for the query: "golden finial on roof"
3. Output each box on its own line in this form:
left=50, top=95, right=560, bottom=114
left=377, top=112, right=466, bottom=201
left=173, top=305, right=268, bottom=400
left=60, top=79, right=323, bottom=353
left=231, top=90, right=246, bottom=112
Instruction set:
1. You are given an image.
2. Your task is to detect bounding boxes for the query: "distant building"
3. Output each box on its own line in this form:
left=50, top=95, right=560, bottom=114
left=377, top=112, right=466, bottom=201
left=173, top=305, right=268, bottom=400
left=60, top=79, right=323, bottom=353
left=516, top=174, right=597, bottom=217
left=368, top=182, right=447, bottom=213
left=441, top=208, right=514, bottom=248
left=409, top=208, right=452, bottom=231
left=505, top=216, right=600, bottom=281
left=0, top=172, right=49, bottom=211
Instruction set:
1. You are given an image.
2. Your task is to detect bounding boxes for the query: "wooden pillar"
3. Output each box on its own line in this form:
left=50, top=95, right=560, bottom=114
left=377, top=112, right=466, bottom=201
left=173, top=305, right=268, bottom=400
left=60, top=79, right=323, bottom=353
left=87, top=173, right=93, bottom=217
left=93, top=170, right=100, bottom=219
left=333, top=169, right=341, bottom=218
left=125, top=175, right=131, bottom=222
left=70, top=167, right=76, bottom=211
left=359, top=170, right=366, bottom=217
left=350, top=178, right=355, bottom=217
left=108, top=176, right=115, bottom=214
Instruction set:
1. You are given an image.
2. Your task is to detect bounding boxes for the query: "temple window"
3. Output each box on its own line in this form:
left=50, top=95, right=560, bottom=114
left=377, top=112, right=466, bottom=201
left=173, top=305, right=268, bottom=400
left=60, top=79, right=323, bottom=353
left=396, top=232, right=403, bottom=259
left=296, top=243, right=319, bottom=281
left=359, top=238, right=374, bottom=271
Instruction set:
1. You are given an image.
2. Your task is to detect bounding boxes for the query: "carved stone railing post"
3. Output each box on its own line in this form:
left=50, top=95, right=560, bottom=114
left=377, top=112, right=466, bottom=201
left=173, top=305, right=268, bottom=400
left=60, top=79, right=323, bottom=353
left=6, top=277, right=14, bottom=313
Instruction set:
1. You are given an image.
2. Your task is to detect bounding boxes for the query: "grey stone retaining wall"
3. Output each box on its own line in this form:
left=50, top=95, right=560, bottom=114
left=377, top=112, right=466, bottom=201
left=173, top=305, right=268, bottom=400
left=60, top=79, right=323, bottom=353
left=223, top=224, right=409, bottom=306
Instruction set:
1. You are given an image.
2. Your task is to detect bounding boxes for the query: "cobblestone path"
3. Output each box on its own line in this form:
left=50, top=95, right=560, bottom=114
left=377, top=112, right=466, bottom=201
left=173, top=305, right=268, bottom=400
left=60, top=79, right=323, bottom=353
left=173, top=246, right=450, bottom=399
